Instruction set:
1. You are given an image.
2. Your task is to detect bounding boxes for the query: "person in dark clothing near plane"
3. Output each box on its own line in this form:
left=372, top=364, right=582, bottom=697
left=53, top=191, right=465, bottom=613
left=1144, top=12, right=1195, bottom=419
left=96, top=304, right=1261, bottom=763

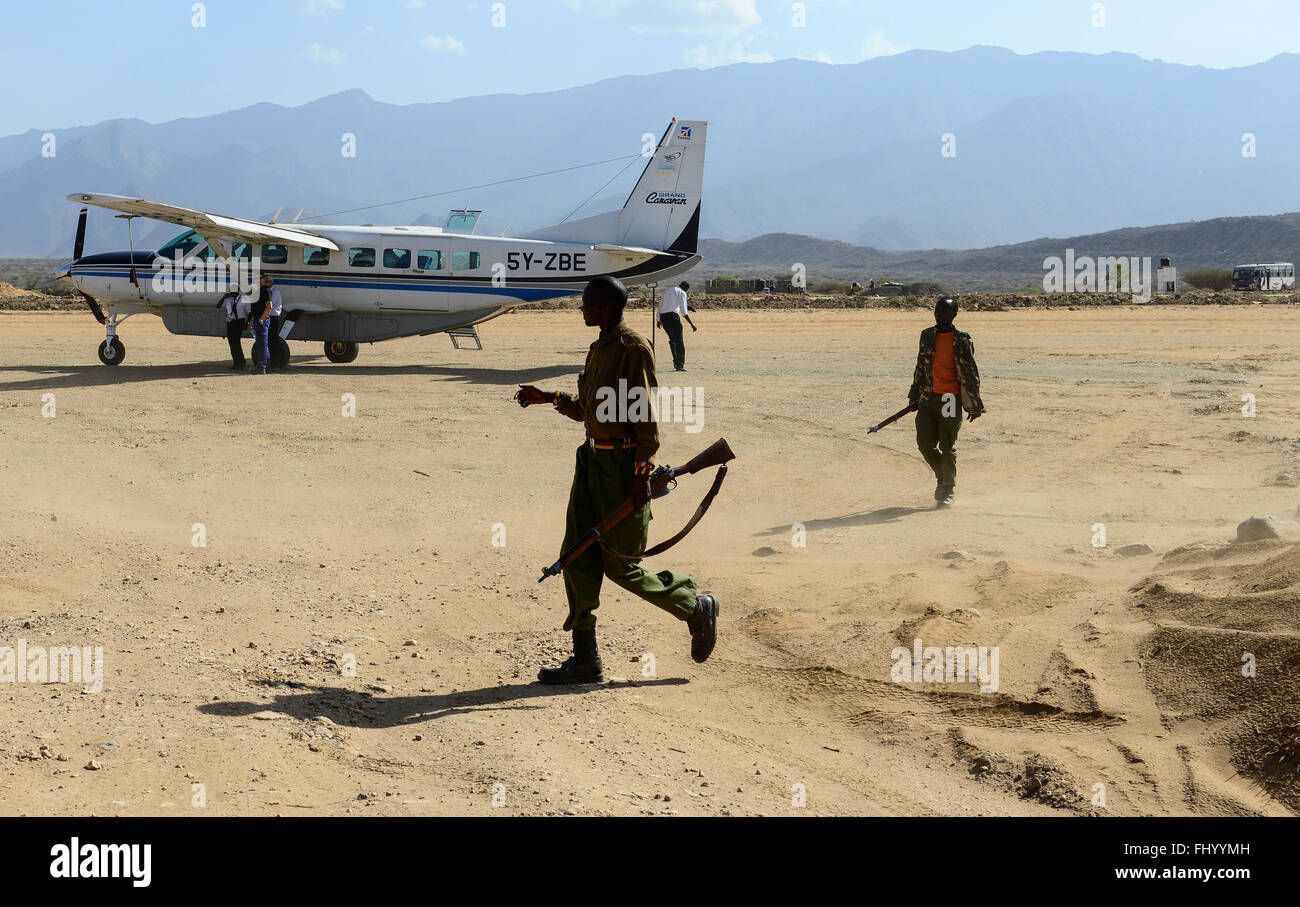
left=251, top=283, right=272, bottom=375
left=261, top=273, right=286, bottom=369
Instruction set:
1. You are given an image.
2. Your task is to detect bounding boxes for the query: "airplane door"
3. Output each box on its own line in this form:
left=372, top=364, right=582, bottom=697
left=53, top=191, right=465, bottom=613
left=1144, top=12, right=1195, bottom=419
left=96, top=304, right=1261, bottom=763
left=381, top=246, right=449, bottom=312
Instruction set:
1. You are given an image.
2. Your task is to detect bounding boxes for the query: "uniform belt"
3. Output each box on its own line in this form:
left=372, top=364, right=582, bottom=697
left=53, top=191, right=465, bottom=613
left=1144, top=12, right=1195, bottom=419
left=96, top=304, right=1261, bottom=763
left=589, top=438, right=635, bottom=451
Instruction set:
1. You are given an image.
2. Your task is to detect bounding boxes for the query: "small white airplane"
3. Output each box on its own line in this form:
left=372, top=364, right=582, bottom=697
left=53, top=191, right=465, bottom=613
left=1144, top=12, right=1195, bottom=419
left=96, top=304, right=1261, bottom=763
left=59, top=119, right=706, bottom=366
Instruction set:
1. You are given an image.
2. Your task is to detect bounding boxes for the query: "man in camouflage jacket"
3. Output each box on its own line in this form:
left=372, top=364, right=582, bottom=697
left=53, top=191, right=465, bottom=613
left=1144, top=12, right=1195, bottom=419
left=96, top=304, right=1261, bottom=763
left=907, top=297, right=984, bottom=507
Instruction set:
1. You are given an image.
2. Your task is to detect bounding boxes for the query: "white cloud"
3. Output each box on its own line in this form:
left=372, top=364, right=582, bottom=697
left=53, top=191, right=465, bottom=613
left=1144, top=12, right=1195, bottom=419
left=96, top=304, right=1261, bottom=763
left=566, top=0, right=761, bottom=35
left=294, top=0, right=344, bottom=15
left=406, top=0, right=426, bottom=6
left=684, top=40, right=773, bottom=68
left=304, top=42, right=345, bottom=66
left=800, top=51, right=834, bottom=64
left=420, top=35, right=467, bottom=53
left=859, top=29, right=909, bottom=60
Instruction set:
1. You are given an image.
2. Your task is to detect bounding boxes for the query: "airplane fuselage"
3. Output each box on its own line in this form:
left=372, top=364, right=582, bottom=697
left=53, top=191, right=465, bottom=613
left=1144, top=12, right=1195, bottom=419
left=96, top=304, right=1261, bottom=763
left=68, top=225, right=698, bottom=318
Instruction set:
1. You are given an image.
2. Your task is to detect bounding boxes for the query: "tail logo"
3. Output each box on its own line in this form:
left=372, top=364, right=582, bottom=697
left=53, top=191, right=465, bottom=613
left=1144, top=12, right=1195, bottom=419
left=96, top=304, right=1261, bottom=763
left=646, top=192, right=689, bottom=205
left=678, top=126, right=693, bottom=140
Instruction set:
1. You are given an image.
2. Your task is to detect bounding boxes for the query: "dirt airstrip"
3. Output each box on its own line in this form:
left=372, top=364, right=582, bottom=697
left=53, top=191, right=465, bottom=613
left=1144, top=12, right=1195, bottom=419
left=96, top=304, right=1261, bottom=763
left=1, top=305, right=1297, bottom=816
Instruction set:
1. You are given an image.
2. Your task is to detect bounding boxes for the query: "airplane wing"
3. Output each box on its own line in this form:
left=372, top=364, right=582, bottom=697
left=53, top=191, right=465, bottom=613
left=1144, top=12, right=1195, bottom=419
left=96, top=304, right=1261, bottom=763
left=67, top=193, right=340, bottom=253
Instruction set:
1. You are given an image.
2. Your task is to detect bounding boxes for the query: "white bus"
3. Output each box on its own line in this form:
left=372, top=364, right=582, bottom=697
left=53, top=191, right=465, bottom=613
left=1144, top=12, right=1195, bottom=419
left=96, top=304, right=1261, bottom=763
left=1232, top=262, right=1295, bottom=291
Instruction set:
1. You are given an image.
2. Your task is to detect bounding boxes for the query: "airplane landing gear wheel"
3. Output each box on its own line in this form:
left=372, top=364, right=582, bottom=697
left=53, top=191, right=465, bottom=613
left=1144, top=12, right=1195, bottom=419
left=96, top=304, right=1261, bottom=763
left=98, top=337, right=125, bottom=366
left=324, top=341, right=358, bottom=364
left=270, top=337, right=290, bottom=370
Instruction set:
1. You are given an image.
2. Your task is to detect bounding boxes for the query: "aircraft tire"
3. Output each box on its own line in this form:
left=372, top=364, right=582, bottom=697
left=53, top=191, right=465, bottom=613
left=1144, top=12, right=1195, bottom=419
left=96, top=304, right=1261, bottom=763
left=98, top=337, right=125, bottom=366
left=270, top=337, right=290, bottom=369
left=324, top=341, right=359, bottom=364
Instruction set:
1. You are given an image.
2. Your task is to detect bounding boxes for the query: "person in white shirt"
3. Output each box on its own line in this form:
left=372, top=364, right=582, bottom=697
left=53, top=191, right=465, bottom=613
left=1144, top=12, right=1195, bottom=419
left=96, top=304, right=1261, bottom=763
left=217, top=285, right=250, bottom=370
left=656, top=280, right=697, bottom=372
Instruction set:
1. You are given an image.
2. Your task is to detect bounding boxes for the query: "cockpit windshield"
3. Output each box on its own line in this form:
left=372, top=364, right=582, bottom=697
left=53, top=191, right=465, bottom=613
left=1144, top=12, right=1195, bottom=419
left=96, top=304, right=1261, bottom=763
left=156, top=229, right=205, bottom=259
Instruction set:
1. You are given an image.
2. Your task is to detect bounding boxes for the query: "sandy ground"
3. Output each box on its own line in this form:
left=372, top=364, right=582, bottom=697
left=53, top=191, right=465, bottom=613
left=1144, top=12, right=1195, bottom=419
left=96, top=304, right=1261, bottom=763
left=1, top=305, right=1298, bottom=816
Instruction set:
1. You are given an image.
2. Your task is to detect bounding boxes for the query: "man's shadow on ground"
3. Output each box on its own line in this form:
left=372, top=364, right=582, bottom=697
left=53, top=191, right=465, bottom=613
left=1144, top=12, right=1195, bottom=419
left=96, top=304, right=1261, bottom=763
left=198, top=676, right=687, bottom=729
left=755, top=506, right=931, bottom=537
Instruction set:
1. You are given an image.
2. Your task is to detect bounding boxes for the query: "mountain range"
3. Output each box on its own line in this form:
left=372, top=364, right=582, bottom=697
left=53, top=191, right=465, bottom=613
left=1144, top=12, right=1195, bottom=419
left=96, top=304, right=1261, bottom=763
left=698, top=211, right=1300, bottom=291
left=2, top=46, right=1299, bottom=259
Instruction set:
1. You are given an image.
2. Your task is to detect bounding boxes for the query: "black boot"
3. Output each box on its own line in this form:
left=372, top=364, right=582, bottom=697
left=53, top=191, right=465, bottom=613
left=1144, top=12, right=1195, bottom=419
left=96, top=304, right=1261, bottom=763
left=537, top=629, right=604, bottom=684
left=687, top=594, right=719, bottom=663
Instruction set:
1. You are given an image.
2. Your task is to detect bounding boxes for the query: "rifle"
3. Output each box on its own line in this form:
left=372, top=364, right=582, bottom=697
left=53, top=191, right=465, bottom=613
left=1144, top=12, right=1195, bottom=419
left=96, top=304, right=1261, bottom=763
left=538, top=437, right=735, bottom=582
left=867, top=402, right=918, bottom=433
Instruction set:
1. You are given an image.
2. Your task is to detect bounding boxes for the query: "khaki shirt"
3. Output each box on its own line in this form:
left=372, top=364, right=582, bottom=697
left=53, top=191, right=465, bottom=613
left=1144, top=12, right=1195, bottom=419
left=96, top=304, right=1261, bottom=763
left=554, top=320, right=660, bottom=462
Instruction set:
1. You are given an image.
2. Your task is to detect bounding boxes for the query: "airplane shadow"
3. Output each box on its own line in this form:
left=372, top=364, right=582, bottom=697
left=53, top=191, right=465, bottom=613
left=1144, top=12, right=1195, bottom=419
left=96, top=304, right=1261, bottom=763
left=0, top=359, right=581, bottom=392
left=279, top=362, right=583, bottom=385
left=755, top=506, right=931, bottom=536
left=0, top=361, right=232, bottom=391
left=197, top=676, right=688, bottom=729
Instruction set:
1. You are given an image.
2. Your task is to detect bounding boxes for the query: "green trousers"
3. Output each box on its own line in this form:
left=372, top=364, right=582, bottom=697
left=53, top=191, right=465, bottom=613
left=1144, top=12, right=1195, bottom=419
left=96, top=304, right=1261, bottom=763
left=915, top=396, right=963, bottom=488
left=561, top=443, right=698, bottom=631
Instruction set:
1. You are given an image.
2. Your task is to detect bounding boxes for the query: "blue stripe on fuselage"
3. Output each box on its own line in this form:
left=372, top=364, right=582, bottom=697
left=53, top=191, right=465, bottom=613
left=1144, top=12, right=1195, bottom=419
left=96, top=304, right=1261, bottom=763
left=69, top=270, right=577, bottom=301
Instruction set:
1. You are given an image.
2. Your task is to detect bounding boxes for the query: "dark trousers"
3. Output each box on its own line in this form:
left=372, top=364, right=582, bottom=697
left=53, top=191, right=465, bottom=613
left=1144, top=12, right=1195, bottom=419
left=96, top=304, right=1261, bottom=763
left=561, top=443, right=697, bottom=631
left=660, top=312, right=686, bottom=369
left=915, top=396, right=962, bottom=489
left=271, top=313, right=288, bottom=369
left=225, top=319, right=246, bottom=367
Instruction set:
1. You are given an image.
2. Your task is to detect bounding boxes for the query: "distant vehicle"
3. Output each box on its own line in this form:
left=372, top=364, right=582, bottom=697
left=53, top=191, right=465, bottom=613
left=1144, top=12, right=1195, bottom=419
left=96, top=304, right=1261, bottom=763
left=1231, top=263, right=1295, bottom=291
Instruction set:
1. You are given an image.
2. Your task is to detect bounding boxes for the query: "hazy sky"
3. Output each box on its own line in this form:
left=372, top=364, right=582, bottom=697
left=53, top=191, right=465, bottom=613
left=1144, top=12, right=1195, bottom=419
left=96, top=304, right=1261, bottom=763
left=2, top=0, right=1292, bottom=135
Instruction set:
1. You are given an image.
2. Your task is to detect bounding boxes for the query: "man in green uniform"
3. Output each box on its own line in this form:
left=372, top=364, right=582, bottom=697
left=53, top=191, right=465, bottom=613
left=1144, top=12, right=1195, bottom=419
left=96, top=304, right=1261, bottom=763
left=908, top=296, right=984, bottom=508
left=516, top=276, right=719, bottom=684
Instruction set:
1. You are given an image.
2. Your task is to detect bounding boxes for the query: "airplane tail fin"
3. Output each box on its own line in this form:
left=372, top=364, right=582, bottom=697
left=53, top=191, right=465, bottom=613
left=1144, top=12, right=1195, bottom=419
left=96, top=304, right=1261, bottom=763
left=526, top=119, right=706, bottom=254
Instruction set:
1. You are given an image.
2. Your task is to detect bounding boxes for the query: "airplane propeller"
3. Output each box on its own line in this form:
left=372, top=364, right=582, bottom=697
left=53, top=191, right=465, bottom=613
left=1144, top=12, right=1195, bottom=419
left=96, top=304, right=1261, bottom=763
left=42, top=206, right=90, bottom=288
left=73, top=206, right=88, bottom=260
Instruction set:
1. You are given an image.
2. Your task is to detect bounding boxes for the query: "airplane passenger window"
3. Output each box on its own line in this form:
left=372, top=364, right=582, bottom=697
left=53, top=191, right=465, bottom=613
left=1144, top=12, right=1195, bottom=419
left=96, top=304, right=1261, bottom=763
left=417, top=250, right=443, bottom=270
left=451, top=251, right=480, bottom=271
left=304, top=247, right=330, bottom=266
left=262, top=244, right=288, bottom=264
left=349, top=247, right=376, bottom=267
left=232, top=243, right=252, bottom=261
left=384, top=248, right=411, bottom=269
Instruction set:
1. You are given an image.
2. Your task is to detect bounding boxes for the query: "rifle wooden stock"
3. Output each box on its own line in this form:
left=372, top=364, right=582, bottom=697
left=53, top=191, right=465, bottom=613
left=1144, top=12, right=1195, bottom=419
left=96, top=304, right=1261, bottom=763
left=538, top=437, right=735, bottom=582
left=673, top=437, right=735, bottom=477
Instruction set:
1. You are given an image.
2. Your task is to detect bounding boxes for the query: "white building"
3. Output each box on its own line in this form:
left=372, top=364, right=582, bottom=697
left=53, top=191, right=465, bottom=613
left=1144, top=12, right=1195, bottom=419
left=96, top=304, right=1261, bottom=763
left=1155, top=257, right=1178, bottom=295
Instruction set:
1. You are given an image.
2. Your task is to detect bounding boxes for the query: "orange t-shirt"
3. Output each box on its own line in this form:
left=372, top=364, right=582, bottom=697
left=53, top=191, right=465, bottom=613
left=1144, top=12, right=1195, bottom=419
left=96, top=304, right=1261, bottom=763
left=930, top=331, right=960, bottom=396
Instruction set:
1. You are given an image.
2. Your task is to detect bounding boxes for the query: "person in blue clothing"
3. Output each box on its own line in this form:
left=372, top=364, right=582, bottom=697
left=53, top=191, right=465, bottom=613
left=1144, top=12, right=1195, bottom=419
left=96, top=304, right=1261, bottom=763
left=262, top=273, right=286, bottom=369
left=251, top=283, right=272, bottom=374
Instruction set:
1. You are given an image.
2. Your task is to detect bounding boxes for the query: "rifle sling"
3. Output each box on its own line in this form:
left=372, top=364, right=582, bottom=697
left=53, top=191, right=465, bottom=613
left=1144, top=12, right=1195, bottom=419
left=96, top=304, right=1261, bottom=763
left=599, top=465, right=728, bottom=563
